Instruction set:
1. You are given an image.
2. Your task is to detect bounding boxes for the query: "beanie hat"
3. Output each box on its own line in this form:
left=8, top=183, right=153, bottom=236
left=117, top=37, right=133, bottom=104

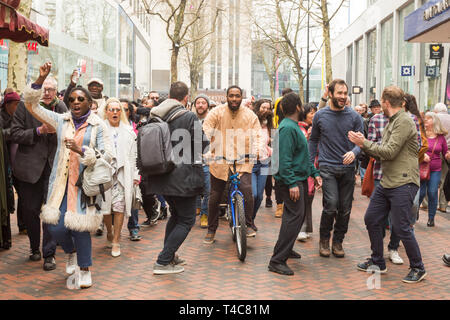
left=193, top=94, right=211, bottom=108
left=1, top=91, right=21, bottom=108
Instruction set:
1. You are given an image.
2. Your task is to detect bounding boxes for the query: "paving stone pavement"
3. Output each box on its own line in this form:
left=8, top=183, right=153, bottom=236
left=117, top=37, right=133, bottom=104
left=0, top=184, right=449, bottom=300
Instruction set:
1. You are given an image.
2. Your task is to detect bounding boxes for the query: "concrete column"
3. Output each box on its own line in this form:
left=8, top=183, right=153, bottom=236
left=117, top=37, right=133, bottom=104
left=363, top=32, right=368, bottom=103
left=392, top=9, right=399, bottom=86
left=376, top=23, right=382, bottom=100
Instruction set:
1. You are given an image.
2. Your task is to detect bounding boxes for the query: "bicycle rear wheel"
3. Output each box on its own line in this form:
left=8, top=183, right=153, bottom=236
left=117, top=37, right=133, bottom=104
left=233, top=193, right=247, bottom=261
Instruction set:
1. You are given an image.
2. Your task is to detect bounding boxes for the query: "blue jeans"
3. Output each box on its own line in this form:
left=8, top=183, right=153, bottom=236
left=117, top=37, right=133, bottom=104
left=127, top=209, right=140, bottom=232
left=48, top=194, right=92, bottom=268
left=252, top=161, right=269, bottom=220
left=419, top=170, right=441, bottom=220
left=196, top=166, right=210, bottom=216
left=157, top=195, right=167, bottom=208
left=365, top=183, right=424, bottom=270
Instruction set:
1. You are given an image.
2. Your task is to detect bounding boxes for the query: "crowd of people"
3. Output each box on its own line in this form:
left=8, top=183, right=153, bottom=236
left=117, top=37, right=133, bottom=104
left=0, top=61, right=449, bottom=290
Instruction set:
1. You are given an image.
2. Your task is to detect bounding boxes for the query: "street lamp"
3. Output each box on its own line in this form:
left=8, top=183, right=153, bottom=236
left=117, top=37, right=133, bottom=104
left=306, top=0, right=310, bottom=103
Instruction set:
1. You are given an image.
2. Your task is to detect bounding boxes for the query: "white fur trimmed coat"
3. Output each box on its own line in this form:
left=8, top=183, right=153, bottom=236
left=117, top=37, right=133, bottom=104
left=23, top=85, right=113, bottom=232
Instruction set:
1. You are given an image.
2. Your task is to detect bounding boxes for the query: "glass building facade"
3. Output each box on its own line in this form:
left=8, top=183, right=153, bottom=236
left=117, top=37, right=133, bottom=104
left=1, top=0, right=151, bottom=100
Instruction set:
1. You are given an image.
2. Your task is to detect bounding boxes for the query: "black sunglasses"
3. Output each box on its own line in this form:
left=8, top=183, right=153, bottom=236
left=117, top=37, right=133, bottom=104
left=68, top=96, right=86, bottom=103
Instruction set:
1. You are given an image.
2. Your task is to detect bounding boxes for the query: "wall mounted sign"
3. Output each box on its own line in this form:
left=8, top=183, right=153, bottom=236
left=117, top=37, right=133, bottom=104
left=119, top=73, right=131, bottom=85
left=352, top=86, right=363, bottom=94
left=430, top=44, right=444, bottom=59
left=423, top=0, right=449, bottom=21
left=401, top=66, right=413, bottom=77
left=426, top=65, right=439, bottom=77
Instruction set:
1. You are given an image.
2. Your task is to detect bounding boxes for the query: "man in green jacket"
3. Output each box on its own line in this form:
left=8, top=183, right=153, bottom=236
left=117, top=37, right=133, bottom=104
left=268, top=92, right=322, bottom=276
left=348, top=86, right=426, bottom=283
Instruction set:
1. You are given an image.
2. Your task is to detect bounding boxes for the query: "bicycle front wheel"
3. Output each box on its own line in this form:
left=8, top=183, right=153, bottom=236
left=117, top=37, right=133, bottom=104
left=233, top=193, right=247, bottom=261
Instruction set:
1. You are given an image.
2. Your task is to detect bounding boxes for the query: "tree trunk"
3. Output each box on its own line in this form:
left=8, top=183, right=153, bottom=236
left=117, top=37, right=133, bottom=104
left=7, top=0, right=33, bottom=93
left=190, top=67, right=199, bottom=99
left=320, top=0, right=333, bottom=84
left=171, top=45, right=180, bottom=83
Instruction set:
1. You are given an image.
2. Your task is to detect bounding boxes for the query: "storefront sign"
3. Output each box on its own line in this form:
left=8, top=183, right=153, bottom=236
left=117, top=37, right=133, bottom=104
left=119, top=73, right=131, bottom=85
left=423, top=0, right=449, bottom=21
left=430, top=44, right=444, bottom=59
left=401, top=66, right=413, bottom=77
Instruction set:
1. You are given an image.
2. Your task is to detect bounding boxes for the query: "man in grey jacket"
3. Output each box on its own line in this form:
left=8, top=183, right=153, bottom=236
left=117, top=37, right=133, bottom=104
left=11, top=76, right=67, bottom=271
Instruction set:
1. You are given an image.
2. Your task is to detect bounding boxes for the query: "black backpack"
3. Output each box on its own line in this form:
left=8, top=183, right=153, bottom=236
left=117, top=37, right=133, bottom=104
left=137, top=108, right=187, bottom=176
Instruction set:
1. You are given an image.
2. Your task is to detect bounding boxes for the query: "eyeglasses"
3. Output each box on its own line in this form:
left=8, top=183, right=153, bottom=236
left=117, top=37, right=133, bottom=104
left=123, top=108, right=129, bottom=112
left=43, top=88, right=56, bottom=93
left=68, top=96, right=86, bottom=103
left=108, top=108, right=121, bottom=113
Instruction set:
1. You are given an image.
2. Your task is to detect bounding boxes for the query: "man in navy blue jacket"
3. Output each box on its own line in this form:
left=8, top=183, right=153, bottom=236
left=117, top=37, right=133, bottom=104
left=309, top=79, right=363, bottom=259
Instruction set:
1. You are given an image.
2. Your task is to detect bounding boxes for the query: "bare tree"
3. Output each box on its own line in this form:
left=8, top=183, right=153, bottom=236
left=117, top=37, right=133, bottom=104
left=183, top=4, right=222, bottom=98
left=145, top=0, right=220, bottom=83
left=306, top=0, right=347, bottom=84
left=7, top=0, right=33, bottom=92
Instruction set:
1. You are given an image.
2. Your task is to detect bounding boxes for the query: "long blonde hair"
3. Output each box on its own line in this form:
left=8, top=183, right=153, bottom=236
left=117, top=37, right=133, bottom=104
left=104, top=98, right=129, bottom=125
left=425, top=112, right=448, bottom=136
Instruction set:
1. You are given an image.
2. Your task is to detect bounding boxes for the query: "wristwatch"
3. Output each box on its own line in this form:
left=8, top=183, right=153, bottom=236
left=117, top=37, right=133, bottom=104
left=321, top=97, right=328, bottom=103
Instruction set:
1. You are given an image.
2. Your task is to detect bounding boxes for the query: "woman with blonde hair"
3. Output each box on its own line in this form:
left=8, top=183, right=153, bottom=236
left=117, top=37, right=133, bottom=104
left=419, top=112, right=450, bottom=227
left=101, top=98, right=140, bottom=256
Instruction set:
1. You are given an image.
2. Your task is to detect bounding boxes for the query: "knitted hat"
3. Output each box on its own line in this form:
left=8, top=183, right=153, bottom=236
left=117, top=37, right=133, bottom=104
left=193, top=94, right=211, bottom=108
left=1, top=91, right=20, bottom=108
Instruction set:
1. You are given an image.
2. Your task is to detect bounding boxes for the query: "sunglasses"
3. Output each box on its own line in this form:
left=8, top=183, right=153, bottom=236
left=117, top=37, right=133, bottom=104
left=68, top=96, right=86, bottom=103
left=108, top=108, right=121, bottom=113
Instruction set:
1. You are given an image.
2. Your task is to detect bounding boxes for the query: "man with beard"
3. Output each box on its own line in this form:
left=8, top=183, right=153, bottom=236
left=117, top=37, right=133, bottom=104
left=193, top=94, right=211, bottom=228
left=202, top=86, right=262, bottom=244
left=309, top=79, right=364, bottom=259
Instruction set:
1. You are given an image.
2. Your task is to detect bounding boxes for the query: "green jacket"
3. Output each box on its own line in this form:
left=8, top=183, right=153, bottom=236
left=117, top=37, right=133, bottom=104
left=273, top=118, right=319, bottom=188
left=362, top=109, right=419, bottom=188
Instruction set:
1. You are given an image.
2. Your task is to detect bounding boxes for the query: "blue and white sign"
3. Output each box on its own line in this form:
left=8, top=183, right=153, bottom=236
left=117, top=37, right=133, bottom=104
left=401, top=66, right=413, bottom=77
left=426, top=66, right=436, bottom=77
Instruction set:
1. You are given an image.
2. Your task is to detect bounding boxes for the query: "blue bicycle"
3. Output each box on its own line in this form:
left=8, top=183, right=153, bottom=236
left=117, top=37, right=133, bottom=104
left=215, top=154, right=255, bottom=261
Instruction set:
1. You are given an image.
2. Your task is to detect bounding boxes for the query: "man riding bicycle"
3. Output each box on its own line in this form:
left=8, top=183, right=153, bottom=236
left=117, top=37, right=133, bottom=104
left=202, top=86, right=263, bottom=244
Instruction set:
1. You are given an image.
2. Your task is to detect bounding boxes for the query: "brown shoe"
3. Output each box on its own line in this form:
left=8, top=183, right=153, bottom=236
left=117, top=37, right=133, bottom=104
left=438, top=207, right=447, bottom=213
left=332, top=242, right=345, bottom=258
left=319, top=239, right=331, bottom=257
left=275, top=204, right=283, bottom=218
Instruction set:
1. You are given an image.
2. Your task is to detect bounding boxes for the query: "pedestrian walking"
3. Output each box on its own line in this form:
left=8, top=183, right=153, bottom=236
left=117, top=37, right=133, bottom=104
left=0, top=119, right=14, bottom=250
left=251, top=99, right=273, bottom=231
left=349, top=85, right=427, bottom=284
left=142, top=81, right=207, bottom=274
left=193, top=94, right=211, bottom=229
left=309, top=79, right=364, bottom=258
left=120, top=99, right=142, bottom=241
left=100, top=98, right=140, bottom=257
left=23, top=62, right=113, bottom=288
left=297, top=102, right=317, bottom=242
left=433, top=102, right=450, bottom=213
left=11, top=75, right=67, bottom=271
left=419, top=112, right=450, bottom=227
left=268, top=92, right=322, bottom=276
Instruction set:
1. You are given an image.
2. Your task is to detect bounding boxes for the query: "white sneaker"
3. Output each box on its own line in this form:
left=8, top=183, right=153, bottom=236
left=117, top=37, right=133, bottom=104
left=66, top=253, right=77, bottom=275
left=389, top=250, right=404, bottom=265
left=79, top=270, right=92, bottom=288
left=297, top=232, right=308, bottom=242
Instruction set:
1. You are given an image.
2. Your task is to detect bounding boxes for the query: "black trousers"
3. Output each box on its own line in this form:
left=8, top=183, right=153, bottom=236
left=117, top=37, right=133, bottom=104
left=14, top=165, right=56, bottom=257
left=270, top=180, right=307, bottom=265
left=139, top=181, right=156, bottom=219
left=13, top=177, right=26, bottom=231
left=208, top=173, right=254, bottom=233
left=156, top=195, right=196, bottom=265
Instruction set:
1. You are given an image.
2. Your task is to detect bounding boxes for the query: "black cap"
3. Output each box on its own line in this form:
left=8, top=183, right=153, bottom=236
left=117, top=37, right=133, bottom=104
left=369, top=99, right=381, bottom=108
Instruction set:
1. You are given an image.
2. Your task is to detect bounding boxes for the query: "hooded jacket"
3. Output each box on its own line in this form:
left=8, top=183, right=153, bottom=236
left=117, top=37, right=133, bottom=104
left=142, top=98, right=208, bottom=197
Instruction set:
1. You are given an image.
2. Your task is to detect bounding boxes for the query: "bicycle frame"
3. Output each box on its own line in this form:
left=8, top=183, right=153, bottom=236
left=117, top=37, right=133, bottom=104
left=228, top=172, right=245, bottom=228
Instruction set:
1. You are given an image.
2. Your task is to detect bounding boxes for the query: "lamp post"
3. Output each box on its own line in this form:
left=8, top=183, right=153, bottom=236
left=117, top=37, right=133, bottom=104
left=306, top=0, right=310, bottom=103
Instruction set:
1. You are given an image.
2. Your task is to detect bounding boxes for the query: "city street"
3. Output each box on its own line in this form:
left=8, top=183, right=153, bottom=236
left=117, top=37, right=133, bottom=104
left=0, top=183, right=449, bottom=300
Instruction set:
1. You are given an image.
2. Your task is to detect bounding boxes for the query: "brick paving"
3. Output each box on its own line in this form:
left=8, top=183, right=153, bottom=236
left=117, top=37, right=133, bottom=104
left=0, top=183, right=449, bottom=300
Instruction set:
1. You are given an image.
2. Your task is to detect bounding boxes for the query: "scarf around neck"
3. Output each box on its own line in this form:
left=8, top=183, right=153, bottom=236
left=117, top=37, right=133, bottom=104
left=72, top=110, right=91, bottom=130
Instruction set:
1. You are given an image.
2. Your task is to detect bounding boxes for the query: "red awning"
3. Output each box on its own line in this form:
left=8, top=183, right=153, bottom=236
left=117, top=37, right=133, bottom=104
left=0, top=0, right=49, bottom=46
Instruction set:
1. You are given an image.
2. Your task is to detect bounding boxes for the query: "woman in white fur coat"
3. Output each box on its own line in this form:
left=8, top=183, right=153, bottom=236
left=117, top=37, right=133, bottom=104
left=24, top=63, right=113, bottom=289
left=101, top=98, right=140, bottom=257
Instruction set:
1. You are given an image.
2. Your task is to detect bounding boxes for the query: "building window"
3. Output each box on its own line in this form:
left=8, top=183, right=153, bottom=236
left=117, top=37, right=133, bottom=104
left=366, top=29, right=377, bottom=102
left=355, top=38, right=364, bottom=104
left=380, top=17, right=393, bottom=90
left=397, top=2, right=415, bottom=93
